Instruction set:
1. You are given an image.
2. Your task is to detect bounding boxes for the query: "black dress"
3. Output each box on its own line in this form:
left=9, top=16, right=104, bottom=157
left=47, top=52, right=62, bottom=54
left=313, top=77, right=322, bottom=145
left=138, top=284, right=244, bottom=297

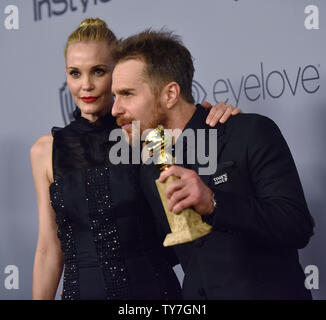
left=49, top=114, right=182, bottom=300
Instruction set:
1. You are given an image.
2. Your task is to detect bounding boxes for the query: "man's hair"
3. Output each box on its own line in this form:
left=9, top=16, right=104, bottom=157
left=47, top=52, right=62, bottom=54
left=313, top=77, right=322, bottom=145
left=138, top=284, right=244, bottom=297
left=112, top=29, right=195, bottom=103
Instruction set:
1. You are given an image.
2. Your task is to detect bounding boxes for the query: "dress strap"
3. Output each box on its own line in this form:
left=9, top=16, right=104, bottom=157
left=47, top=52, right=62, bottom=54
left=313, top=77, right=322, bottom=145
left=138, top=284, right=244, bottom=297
left=51, top=126, right=62, bottom=178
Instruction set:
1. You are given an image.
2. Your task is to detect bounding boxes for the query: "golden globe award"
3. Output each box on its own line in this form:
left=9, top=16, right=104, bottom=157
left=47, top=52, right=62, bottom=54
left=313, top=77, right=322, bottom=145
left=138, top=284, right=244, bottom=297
left=145, top=125, right=212, bottom=247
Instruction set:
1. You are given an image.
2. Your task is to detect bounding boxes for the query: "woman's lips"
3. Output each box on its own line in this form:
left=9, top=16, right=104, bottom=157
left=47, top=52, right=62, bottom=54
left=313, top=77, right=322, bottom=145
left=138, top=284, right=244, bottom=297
left=81, top=96, right=98, bottom=103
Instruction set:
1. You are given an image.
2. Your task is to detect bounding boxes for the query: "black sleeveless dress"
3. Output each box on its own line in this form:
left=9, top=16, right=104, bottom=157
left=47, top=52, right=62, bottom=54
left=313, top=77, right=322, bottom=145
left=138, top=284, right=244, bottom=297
left=49, top=114, right=182, bottom=300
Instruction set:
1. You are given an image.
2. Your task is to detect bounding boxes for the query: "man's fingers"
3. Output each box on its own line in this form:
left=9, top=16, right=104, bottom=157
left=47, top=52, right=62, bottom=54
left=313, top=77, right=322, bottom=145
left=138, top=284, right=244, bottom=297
left=159, top=167, right=175, bottom=183
left=165, top=178, right=184, bottom=199
left=172, top=197, right=194, bottom=214
left=168, top=188, right=189, bottom=212
left=159, top=165, right=186, bottom=182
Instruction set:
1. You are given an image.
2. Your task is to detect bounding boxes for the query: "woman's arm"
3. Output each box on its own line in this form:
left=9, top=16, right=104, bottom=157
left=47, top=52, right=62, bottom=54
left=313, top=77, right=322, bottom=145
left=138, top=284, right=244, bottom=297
left=31, top=134, right=64, bottom=300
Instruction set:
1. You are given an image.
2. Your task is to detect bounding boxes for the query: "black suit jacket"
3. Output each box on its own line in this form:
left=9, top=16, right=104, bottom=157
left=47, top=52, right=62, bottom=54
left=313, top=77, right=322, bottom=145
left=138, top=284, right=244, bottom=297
left=140, top=106, right=314, bottom=300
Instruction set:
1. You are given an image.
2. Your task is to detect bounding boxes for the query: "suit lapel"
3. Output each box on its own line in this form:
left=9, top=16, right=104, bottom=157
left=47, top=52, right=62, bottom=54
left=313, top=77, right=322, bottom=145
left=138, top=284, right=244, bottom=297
left=185, top=110, right=227, bottom=185
left=200, top=127, right=226, bottom=186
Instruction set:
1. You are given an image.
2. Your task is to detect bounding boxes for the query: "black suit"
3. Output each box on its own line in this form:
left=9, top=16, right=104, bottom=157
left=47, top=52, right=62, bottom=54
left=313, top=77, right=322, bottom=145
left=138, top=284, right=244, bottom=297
left=140, top=106, right=314, bottom=300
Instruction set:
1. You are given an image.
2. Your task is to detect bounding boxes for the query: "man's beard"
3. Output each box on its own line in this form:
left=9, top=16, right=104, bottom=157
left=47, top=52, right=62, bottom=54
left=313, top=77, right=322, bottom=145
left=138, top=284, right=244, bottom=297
left=117, top=101, right=167, bottom=146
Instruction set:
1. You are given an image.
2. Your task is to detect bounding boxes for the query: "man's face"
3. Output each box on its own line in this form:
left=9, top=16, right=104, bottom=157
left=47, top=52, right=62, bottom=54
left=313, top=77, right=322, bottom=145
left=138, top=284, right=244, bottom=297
left=111, top=59, right=167, bottom=144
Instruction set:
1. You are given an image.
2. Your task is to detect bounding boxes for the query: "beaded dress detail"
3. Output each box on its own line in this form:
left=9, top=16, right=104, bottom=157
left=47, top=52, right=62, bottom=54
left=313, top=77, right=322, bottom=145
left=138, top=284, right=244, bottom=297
left=49, top=114, right=182, bottom=300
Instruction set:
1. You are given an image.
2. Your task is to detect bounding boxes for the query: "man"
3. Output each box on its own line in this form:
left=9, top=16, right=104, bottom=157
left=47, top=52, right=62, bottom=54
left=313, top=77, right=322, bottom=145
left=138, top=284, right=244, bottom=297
left=111, top=30, right=315, bottom=299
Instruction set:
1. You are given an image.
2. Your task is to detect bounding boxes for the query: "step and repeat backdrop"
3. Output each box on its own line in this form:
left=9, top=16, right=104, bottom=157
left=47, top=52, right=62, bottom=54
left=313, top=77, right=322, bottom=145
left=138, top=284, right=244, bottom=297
left=1, top=0, right=324, bottom=299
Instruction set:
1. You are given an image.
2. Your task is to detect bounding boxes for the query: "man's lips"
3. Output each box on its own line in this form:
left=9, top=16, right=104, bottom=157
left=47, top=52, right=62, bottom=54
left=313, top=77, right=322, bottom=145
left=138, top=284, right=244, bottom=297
left=122, top=123, right=132, bottom=131
left=81, top=96, right=98, bottom=103
left=117, top=118, right=133, bottom=131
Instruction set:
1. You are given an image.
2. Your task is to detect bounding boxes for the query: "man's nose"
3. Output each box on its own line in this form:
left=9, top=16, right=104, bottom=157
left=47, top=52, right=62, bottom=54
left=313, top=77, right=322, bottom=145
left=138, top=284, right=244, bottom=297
left=112, top=97, right=123, bottom=117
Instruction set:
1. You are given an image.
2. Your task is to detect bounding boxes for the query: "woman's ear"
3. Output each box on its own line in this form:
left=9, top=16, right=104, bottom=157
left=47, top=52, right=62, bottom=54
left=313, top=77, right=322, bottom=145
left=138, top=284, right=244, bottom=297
left=162, top=82, right=180, bottom=109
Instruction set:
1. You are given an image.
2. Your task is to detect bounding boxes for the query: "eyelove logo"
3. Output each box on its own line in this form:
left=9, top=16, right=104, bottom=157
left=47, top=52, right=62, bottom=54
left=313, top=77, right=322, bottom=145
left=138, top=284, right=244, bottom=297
left=192, top=80, right=207, bottom=104
left=33, top=0, right=112, bottom=22
left=213, top=62, right=320, bottom=106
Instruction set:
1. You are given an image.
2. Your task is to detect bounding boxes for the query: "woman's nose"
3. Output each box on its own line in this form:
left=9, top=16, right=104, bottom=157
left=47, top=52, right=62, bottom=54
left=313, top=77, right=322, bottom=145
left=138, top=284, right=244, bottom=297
left=81, top=75, right=94, bottom=91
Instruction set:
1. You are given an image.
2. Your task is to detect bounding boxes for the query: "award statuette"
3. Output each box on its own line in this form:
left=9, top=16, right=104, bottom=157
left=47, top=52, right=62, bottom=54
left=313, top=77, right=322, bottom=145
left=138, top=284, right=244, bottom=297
left=145, top=125, right=212, bottom=247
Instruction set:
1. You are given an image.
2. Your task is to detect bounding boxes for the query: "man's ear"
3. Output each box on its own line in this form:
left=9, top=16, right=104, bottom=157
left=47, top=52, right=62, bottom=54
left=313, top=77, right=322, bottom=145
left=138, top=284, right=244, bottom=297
left=162, top=82, right=180, bottom=109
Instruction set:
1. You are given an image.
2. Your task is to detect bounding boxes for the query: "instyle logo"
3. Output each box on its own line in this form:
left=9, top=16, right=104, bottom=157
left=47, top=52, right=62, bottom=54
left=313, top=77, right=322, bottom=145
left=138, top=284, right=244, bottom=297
left=33, top=0, right=112, bottom=22
left=213, top=62, right=320, bottom=106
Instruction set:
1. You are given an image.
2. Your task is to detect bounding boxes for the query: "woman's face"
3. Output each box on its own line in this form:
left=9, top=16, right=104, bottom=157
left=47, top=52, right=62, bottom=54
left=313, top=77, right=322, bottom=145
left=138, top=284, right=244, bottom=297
left=65, top=40, right=114, bottom=121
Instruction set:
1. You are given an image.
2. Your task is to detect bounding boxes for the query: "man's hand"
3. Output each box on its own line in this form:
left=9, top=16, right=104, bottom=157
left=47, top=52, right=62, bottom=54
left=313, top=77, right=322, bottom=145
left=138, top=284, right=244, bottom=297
left=159, top=165, right=215, bottom=216
left=202, top=101, right=241, bottom=126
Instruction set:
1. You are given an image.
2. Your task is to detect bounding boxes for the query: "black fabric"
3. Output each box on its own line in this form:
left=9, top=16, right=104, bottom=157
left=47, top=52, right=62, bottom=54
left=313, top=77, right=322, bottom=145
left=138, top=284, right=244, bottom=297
left=50, top=114, right=182, bottom=300
left=140, top=106, right=314, bottom=300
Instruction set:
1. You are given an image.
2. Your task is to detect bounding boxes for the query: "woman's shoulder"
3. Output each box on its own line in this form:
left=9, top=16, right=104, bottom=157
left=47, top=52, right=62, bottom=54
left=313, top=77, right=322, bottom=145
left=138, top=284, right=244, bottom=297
left=31, top=133, right=53, bottom=153
left=30, top=121, right=74, bottom=160
left=31, top=134, right=53, bottom=159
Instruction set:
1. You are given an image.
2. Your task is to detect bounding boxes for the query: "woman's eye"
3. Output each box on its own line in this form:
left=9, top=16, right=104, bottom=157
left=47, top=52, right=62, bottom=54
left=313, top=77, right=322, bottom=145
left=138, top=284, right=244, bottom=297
left=94, top=69, right=105, bottom=76
left=69, top=71, right=80, bottom=78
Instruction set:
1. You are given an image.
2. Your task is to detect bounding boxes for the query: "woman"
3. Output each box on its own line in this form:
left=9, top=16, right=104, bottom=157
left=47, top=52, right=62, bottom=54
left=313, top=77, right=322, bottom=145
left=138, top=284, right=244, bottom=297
left=31, top=18, right=240, bottom=300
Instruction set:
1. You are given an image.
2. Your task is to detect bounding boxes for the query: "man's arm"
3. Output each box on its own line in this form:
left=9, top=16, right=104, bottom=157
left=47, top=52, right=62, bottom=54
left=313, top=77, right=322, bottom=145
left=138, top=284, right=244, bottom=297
left=210, top=115, right=314, bottom=249
left=159, top=115, right=314, bottom=249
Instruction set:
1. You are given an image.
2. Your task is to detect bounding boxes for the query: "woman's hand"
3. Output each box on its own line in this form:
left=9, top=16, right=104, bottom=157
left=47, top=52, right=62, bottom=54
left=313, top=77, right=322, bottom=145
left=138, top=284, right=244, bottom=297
left=202, top=101, right=242, bottom=127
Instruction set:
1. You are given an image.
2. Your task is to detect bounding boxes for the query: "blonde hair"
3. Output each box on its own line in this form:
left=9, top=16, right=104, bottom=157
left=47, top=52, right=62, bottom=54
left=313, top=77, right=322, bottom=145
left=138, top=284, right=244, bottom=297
left=64, top=18, right=117, bottom=59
